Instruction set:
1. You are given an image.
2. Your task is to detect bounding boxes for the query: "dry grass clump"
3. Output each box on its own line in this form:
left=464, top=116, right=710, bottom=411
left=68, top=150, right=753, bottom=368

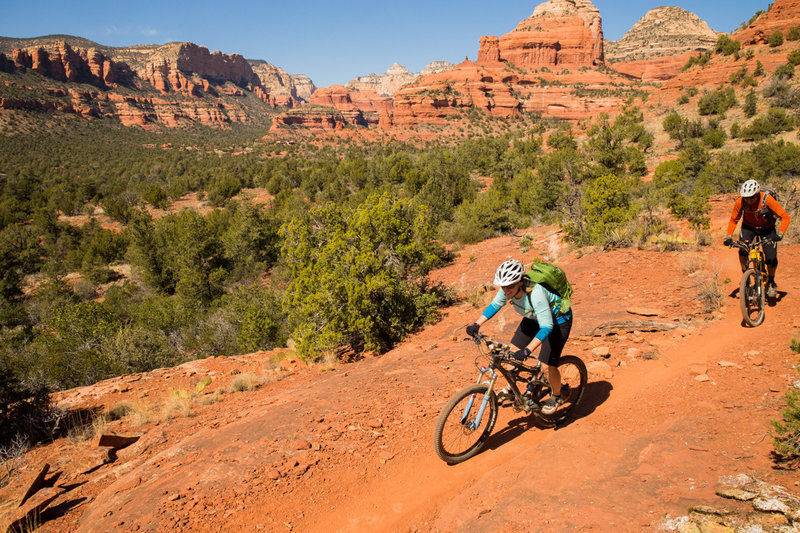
left=229, top=373, right=260, bottom=393
left=693, top=265, right=724, bottom=313
left=678, top=253, right=705, bottom=275
left=162, top=391, right=194, bottom=420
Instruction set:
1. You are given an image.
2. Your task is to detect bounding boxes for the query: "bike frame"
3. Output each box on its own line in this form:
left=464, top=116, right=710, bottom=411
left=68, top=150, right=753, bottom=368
left=734, top=235, right=774, bottom=288
left=462, top=336, right=547, bottom=427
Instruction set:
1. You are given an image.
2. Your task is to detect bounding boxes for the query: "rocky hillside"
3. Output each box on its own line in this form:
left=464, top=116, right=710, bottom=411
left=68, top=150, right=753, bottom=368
left=736, top=0, right=800, bottom=44
left=0, top=35, right=309, bottom=128
left=346, top=61, right=453, bottom=97
left=604, top=6, right=719, bottom=64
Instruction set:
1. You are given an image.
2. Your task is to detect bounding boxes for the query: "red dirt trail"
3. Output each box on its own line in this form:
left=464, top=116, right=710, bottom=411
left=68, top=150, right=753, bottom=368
left=2, top=200, right=800, bottom=532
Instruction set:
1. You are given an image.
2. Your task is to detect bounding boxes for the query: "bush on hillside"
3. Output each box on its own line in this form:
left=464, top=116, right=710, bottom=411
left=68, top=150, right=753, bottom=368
left=772, top=338, right=800, bottom=467
left=715, top=35, right=742, bottom=56
left=281, top=193, right=452, bottom=358
left=697, top=87, right=737, bottom=116
left=744, top=89, right=758, bottom=117
left=740, top=108, right=796, bottom=141
left=770, top=30, right=785, bottom=48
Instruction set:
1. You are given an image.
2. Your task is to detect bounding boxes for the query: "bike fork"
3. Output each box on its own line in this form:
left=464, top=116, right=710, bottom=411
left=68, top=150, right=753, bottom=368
left=462, top=374, right=497, bottom=430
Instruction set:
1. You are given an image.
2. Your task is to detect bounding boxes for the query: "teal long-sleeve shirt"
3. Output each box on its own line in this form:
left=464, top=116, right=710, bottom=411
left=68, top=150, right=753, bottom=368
left=481, top=283, right=571, bottom=342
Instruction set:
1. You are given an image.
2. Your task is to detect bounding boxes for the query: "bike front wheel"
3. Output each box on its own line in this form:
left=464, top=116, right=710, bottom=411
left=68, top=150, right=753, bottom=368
left=433, top=384, right=498, bottom=465
left=740, top=268, right=765, bottom=327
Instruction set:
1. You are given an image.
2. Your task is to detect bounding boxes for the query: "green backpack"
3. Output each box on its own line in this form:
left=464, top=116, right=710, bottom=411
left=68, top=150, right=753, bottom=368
left=523, top=260, right=572, bottom=316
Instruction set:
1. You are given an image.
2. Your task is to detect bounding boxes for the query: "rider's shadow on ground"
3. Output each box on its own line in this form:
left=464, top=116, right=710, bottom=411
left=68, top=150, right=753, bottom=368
left=482, top=380, right=612, bottom=454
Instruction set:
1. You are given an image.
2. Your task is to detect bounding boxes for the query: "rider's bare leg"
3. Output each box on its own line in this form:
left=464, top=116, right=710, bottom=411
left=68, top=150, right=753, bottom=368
left=543, top=363, right=561, bottom=397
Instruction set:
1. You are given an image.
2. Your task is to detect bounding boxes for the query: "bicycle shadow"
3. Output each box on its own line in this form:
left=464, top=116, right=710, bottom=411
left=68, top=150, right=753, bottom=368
left=481, top=380, right=613, bottom=454
left=767, top=291, right=787, bottom=306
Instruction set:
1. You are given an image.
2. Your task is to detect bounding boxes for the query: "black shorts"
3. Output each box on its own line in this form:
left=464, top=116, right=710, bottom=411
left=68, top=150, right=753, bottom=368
left=511, top=315, right=572, bottom=366
left=740, top=224, right=778, bottom=267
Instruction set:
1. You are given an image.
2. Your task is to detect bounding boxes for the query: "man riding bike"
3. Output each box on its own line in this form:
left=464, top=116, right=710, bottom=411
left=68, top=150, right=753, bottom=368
left=465, top=259, right=573, bottom=415
left=724, top=179, right=791, bottom=298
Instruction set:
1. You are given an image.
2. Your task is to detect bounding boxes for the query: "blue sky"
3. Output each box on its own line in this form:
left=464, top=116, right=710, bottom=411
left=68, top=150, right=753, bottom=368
left=0, top=1, right=770, bottom=87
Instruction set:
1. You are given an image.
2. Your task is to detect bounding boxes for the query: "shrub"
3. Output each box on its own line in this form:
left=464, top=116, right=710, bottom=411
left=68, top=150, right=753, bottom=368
left=697, top=87, right=737, bottom=116
left=769, top=30, right=785, bottom=48
left=740, top=108, right=796, bottom=141
left=772, top=339, right=800, bottom=466
left=683, top=52, right=711, bottom=71
left=775, top=63, right=796, bottom=79
left=0, top=360, right=51, bottom=446
left=702, top=128, right=727, bottom=149
left=789, top=48, right=800, bottom=66
left=764, top=76, right=800, bottom=107
left=788, top=26, right=800, bottom=41
left=577, top=173, right=636, bottom=246
left=281, top=193, right=451, bottom=358
left=744, top=89, right=758, bottom=118
left=716, top=35, right=742, bottom=56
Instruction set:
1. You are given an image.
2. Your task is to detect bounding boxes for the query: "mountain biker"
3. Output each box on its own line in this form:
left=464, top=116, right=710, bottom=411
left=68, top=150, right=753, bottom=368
left=724, top=179, right=791, bottom=299
left=465, top=259, right=573, bottom=415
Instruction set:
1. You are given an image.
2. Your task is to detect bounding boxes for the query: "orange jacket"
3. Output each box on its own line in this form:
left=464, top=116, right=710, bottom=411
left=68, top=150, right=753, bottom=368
left=726, top=191, right=790, bottom=235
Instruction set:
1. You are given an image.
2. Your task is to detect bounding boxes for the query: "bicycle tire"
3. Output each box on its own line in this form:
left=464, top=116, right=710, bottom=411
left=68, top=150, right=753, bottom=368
left=739, top=268, right=765, bottom=327
left=540, top=355, right=587, bottom=425
left=433, top=384, right=498, bottom=465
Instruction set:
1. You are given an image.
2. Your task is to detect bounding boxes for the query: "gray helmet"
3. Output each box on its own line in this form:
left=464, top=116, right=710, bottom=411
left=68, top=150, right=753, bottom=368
left=740, top=179, right=760, bottom=198
left=493, top=259, right=525, bottom=287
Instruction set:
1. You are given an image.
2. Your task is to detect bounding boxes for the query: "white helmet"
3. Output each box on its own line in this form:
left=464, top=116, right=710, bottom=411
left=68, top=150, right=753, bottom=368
left=740, top=179, right=760, bottom=198
left=493, top=259, right=525, bottom=287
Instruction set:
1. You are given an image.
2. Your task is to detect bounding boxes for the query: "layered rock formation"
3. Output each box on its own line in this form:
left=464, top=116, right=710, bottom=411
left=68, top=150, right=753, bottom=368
left=605, top=7, right=719, bottom=63
left=3, top=41, right=131, bottom=87
left=0, top=37, right=309, bottom=128
left=390, top=0, right=626, bottom=125
left=605, top=7, right=719, bottom=81
left=735, top=0, right=800, bottom=44
left=346, top=61, right=453, bottom=96
left=492, top=0, right=604, bottom=67
left=270, top=85, right=392, bottom=132
left=249, top=60, right=311, bottom=107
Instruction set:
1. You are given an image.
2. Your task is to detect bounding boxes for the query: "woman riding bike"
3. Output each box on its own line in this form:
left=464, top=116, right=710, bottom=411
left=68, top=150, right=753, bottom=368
left=724, top=179, right=791, bottom=298
left=465, top=259, right=572, bottom=415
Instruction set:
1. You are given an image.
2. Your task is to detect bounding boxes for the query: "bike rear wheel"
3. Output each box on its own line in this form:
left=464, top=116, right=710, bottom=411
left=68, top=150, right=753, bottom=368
left=433, top=384, right=498, bottom=465
left=541, top=355, right=587, bottom=425
left=739, top=268, right=765, bottom=327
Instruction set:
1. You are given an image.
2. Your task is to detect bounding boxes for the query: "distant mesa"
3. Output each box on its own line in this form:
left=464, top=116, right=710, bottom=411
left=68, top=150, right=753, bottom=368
left=345, top=61, right=454, bottom=97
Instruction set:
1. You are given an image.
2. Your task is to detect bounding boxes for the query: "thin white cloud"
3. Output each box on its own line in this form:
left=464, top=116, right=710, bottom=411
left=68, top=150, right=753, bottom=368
left=142, top=28, right=160, bottom=37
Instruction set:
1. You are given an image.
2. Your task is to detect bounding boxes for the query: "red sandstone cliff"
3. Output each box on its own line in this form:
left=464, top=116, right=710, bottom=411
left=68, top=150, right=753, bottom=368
left=0, top=38, right=305, bottom=128
left=735, top=0, right=800, bottom=44
left=389, top=0, right=627, bottom=126
left=495, top=0, right=604, bottom=68
left=269, top=85, right=393, bottom=132
left=6, top=41, right=128, bottom=87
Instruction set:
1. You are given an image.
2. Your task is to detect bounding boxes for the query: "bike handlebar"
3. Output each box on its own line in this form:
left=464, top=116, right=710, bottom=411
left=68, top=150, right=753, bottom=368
left=729, top=236, right=777, bottom=252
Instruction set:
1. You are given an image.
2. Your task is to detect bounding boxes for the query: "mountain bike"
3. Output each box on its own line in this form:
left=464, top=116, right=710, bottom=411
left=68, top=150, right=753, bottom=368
left=731, top=235, right=776, bottom=327
left=433, top=332, right=587, bottom=465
